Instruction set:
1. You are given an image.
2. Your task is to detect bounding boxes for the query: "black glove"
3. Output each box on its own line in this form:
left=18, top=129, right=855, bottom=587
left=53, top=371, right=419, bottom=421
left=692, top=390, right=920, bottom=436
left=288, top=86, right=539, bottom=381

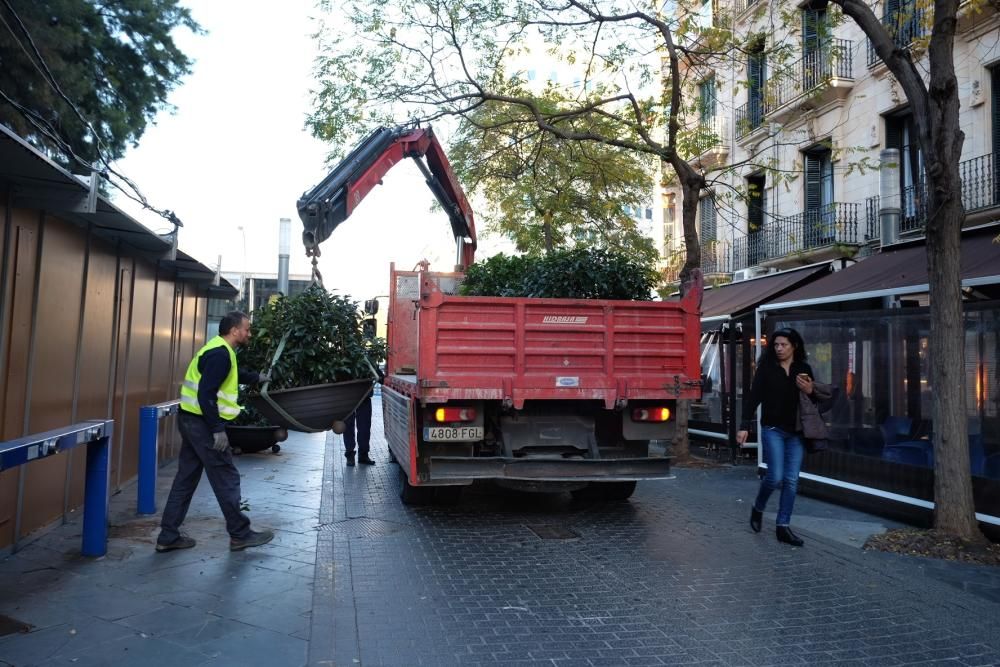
left=212, top=430, right=230, bottom=452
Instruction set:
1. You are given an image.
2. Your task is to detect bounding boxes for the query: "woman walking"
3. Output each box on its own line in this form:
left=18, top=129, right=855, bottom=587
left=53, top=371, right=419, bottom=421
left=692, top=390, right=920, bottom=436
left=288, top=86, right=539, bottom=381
left=736, top=328, right=815, bottom=547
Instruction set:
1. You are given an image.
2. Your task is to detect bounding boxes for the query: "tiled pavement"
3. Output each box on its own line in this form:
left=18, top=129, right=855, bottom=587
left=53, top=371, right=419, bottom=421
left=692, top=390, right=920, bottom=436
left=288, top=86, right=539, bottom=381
left=3, top=396, right=1000, bottom=666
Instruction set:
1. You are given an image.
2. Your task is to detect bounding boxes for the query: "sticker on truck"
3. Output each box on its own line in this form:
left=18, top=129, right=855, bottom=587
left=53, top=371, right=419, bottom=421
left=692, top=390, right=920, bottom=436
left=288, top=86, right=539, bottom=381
left=556, top=376, right=580, bottom=387
left=423, top=426, right=484, bottom=441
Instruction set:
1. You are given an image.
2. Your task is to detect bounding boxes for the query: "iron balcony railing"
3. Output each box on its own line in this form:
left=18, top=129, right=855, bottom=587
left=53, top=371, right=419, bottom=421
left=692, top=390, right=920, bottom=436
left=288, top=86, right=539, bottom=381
left=867, top=5, right=928, bottom=67
left=731, top=202, right=861, bottom=271
left=736, top=40, right=852, bottom=139
left=735, top=0, right=761, bottom=15
left=701, top=239, right=732, bottom=274
left=863, top=153, right=999, bottom=239
left=765, top=39, right=854, bottom=113
left=735, top=100, right=764, bottom=139
left=688, top=114, right=730, bottom=158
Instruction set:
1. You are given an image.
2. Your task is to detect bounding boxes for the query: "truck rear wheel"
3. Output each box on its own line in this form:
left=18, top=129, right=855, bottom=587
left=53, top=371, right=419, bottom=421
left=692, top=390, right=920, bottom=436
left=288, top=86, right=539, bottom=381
left=571, top=481, right=637, bottom=502
left=399, top=470, right=435, bottom=505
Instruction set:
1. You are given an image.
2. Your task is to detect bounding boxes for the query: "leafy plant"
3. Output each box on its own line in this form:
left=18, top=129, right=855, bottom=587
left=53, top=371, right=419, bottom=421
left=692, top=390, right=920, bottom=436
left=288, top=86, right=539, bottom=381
left=234, top=285, right=385, bottom=426
left=459, top=248, right=658, bottom=301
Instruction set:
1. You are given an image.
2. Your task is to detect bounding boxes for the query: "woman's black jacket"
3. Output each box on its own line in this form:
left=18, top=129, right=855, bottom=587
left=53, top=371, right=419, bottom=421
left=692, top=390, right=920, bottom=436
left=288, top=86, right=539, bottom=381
left=739, top=358, right=814, bottom=433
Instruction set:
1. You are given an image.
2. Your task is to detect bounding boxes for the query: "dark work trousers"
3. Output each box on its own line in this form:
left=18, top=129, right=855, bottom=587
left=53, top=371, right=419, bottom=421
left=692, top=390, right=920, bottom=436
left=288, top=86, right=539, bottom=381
left=158, top=411, right=251, bottom=544
left=343, top=396, right=372, bottom=459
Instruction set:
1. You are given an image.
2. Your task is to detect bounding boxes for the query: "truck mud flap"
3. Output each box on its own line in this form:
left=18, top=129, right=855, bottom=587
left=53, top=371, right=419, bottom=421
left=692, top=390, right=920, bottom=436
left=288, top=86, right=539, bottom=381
left=427, top=456, right=673, bottom=481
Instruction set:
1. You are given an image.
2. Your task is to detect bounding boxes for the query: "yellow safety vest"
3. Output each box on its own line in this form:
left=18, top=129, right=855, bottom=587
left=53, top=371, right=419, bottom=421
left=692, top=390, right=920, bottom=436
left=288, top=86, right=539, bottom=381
left=179, top=336, right=242, bottom=420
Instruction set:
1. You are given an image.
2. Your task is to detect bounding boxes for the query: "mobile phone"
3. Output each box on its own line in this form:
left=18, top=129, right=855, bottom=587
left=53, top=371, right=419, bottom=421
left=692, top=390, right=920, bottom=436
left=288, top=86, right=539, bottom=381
left=797, top=373, right=809, bottom=379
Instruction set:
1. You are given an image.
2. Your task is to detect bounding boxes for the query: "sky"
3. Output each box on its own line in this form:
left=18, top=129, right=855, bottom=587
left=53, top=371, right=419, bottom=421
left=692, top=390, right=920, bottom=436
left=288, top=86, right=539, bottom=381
left=113, top=1, right=474, bottom=302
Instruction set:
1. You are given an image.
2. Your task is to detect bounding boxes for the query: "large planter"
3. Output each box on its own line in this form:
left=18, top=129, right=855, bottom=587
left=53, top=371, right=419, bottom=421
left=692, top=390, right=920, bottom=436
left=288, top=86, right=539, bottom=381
left=226, top=425, right=289, bottom=454
left=250, top=379, right=374, bottom=433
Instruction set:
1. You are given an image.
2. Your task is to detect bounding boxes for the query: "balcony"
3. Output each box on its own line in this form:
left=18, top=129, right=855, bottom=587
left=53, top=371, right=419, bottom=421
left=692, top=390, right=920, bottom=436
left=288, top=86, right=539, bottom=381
left=736, top=40, right=854, bottom=140
left=734, top=0, right=761, bottom=19
left=660, top=240, right=731, bottom=283
left=867, top=7, right=928, bottom=69
left=763, top=39, right=855, bottom=122
left=731, top=202, right=862, bottom=271
left=863, top=153, right=1000, bottom=240
left=735, top=101, right=764, bottom=140
left=686, top=115, right=730, bottom=169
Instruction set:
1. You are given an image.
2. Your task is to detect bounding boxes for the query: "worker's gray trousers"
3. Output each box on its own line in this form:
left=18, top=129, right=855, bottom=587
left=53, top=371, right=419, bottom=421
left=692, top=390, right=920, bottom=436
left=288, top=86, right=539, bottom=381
left=158, top=411, right=251, bottom=545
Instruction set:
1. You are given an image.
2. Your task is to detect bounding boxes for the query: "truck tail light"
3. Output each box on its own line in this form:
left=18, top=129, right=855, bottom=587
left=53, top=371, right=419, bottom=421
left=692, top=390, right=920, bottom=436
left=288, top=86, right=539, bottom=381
left=632, top=407, right=671, bottom=422
left=434, top=407, right=477, bottom=422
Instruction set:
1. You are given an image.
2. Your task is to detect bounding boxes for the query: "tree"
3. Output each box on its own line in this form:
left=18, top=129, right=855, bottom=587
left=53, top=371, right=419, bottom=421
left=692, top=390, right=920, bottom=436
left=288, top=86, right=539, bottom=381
left=830, top=0, right=981, bottom=540
left=448, top=97, right=658, bottom=261
left=308, top=0, right=808, bottom=459
left=0, top=0, right=200, bottom=170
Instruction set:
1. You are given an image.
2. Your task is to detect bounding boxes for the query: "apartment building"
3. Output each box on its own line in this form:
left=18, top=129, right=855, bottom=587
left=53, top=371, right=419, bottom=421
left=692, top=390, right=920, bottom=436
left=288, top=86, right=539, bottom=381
left=664, top=0, right=1000, bottom=279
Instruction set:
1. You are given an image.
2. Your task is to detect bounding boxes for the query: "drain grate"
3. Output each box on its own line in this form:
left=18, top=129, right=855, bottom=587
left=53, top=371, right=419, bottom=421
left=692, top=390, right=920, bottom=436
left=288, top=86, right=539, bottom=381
left=0, top=614, right=32, bottom=637
left=315, top=517, right=410, bottom=538
left=525, top=524, right=580, bottom=540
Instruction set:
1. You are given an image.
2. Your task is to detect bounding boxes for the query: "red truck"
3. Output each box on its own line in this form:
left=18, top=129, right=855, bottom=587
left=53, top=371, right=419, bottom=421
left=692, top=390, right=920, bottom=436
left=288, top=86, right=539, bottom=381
left=298, top=126, right=702, bottom=504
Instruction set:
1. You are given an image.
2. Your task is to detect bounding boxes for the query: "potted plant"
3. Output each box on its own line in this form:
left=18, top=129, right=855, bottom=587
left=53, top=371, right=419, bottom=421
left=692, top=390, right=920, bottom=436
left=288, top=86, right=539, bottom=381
left=232, top=285, right=386, bottom=438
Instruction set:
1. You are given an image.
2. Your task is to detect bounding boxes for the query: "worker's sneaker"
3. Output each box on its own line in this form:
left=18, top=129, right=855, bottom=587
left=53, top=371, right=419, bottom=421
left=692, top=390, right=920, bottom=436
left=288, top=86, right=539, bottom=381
left=229, top=529, right=274, bottom=551
left=155, top=534, right=196, bottom=553
left=345, top=454, right=356, bottom=467
left=358, top=456, right=376, bottom=465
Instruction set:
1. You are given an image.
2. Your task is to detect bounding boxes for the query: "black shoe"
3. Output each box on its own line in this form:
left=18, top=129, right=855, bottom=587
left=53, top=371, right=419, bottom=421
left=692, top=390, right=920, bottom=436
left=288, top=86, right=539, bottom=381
left=776, top=526, right=804, bottom=547
left=346, top=455, right=356, bottom=467
left=750, top=507, right=763, bottom=533
left=155, top=534, right=196, bottom=553
left=230, top=529, right=275, bottom=551
left=358, top=456, right=376, bottom=465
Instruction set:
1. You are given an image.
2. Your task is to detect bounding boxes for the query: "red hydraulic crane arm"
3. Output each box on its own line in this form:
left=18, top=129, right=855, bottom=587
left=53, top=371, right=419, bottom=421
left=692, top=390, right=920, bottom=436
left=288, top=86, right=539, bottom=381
left=298, top=126, right=478, bottom=267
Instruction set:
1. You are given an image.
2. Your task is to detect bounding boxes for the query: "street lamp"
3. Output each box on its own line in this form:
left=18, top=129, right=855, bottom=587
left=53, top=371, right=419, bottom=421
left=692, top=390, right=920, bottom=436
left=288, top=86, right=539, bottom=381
left=237, top=225, right=247, bottom=309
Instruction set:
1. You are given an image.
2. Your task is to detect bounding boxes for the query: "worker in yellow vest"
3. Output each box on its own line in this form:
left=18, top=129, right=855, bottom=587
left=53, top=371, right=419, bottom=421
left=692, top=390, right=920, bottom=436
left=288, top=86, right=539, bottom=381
left=156, top=311, right=274, bottom=553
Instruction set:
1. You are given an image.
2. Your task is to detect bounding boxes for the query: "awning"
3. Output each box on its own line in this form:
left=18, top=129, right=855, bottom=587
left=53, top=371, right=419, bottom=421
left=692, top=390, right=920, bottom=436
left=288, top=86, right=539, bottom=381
left=764, top=225, right=1000, bottom=311
left=701, top=263, right=834, bottom=319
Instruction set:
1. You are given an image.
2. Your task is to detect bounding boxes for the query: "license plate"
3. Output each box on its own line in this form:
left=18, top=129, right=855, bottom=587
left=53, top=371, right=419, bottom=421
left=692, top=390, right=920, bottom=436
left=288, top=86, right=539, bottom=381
left=423, top=426, right=484, bottom=441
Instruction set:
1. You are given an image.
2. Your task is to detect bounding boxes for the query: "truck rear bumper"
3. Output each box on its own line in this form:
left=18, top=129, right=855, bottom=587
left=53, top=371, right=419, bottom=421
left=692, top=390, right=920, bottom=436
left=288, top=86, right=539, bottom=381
left=427, top=456, right=673, bottom=482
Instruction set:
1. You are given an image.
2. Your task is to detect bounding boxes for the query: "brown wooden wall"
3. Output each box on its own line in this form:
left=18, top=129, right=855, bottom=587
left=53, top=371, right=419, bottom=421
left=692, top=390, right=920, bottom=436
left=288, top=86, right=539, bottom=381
left=0, top=194, right=208, bottom=550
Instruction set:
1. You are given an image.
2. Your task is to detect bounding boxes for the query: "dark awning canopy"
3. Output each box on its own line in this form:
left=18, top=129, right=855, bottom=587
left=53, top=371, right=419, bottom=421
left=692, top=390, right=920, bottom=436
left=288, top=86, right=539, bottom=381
left=701, top=263, right=834, bottom=319
left=765, top=225, right=1000, bottom=311
left=1, top=125, right=236, bottom=297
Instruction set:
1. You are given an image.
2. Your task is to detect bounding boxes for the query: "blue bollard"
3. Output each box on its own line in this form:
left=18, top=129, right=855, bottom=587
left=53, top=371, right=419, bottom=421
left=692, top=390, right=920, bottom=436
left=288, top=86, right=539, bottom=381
left=137, top=405, right=160, bottom=515
left=82, top=435, right=111, bottom=557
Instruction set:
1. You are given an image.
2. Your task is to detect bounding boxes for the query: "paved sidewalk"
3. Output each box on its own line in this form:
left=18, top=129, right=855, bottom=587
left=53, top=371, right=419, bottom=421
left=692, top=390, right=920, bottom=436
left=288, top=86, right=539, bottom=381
left=3, top=401, right=1000, bottom=666
left=0, top=429, right=326, bottom=666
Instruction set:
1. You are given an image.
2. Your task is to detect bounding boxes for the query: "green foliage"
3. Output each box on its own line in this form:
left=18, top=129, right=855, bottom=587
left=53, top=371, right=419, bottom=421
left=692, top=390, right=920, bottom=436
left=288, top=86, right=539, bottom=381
left=234, top=286, right=386, bottom=425
left=459, top=248, right=658, bottom=301
left=0, top=0, right=200, bottom=168
left=449, top=99, right=657, bottom=263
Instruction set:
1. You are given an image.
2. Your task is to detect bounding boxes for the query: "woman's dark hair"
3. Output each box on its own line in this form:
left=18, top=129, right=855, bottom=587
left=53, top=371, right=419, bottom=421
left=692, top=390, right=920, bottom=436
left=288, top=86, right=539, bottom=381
left=761, top=327, right=807, bottom=364
left=219, top=311, right=249, bottom=335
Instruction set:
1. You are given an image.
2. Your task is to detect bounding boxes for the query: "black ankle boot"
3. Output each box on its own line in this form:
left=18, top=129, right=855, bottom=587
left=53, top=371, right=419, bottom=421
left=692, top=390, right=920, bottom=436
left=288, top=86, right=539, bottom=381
left=750, top=507, right=763, bottom=533
left=776, top=526, right=804, bottom=547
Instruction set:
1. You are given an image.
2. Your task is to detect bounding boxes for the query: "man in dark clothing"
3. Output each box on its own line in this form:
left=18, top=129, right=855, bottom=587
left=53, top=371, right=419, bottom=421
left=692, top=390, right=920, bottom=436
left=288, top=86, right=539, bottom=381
left=156, top=311, right=275, bottom=552
left=344, top=395, right=375, bottom=466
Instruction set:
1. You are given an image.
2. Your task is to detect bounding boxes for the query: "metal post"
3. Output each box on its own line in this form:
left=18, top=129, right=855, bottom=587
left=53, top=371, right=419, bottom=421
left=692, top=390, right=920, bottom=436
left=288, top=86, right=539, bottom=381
left=879, top=148, right=901, bottom=246
left=82, top=432, right=112, bottom=557
left=137, top=406, right=159, bottom=515
left=278, top=218, right=291, bottom=295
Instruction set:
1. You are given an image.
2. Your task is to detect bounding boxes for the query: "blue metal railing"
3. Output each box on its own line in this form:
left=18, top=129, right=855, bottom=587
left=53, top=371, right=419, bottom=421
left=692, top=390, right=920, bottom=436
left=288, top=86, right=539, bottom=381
left=137, top=399, right=180, bottom=515
left=1, top=420, right=114, bottom=556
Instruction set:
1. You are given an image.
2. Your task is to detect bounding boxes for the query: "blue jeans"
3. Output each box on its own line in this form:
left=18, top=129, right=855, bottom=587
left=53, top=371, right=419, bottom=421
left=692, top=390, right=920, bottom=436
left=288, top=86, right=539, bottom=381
left=753, top=426, right=805, bottom=526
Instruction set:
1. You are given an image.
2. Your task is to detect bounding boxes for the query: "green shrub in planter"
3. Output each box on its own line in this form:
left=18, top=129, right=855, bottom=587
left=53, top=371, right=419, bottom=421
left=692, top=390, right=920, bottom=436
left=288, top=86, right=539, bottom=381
left=234, top=285, right=386, bottom=426
left=459, top=247, right=657, bottom=301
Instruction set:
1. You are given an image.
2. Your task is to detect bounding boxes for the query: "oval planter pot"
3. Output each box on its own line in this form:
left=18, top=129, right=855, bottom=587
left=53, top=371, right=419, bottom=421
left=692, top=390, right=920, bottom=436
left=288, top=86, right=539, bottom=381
left=226, top=425, right=289, bottom=454
left=249, top=379, right=374, bottom=433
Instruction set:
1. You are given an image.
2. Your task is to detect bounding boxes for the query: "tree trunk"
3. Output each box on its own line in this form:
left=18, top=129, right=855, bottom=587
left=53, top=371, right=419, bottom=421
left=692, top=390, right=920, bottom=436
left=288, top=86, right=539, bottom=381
left=925, top=160, right=979, bottom=540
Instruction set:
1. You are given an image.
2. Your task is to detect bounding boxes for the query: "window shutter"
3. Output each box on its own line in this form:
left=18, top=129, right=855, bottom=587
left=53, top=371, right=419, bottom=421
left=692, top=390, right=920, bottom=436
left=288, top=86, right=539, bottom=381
left=700, top=196, right=717, bottom=242
left=747, top=176, right=765, bottom=233
left=992, top=67, right=1000, bottom=203
left=804, top=154, right=822, bottom=213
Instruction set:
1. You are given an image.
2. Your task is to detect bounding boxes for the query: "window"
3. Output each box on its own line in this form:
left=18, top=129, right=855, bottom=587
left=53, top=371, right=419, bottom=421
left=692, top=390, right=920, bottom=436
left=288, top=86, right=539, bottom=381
left=527, top=69, right=536, bottom=81
left=802, top=5, right=829, bottom=90
left=885, top=111, right=924, bottom=232
left=645, top=207, right=653, bottom=220
left=698, top=76, right=717, bottom=123
left=803, top=145, right=834, bottom=247
left=747, top=174, right=766, bottom=266
left=699, top=194, right=717, bottom=272
left=747, top=40, right=766, bottom=129
left=991, top=66, right=1000, bottom=206
left=884, top=0, right=924, bottom=48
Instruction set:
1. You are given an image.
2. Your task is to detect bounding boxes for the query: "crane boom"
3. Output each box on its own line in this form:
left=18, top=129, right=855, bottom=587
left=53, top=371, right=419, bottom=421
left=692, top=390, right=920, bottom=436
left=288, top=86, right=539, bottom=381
left=297, top=126, right=478, bottom=267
